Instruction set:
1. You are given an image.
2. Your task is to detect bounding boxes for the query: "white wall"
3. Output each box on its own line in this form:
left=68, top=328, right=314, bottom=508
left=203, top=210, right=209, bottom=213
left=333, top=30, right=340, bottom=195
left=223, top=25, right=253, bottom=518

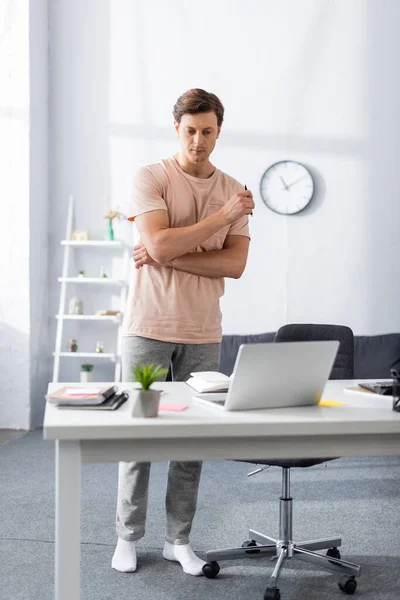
left=0, top=0, right=31, bottom=429
left=29, top=0, right=50, bottom=427
left=0, top=0, right=50, bottom=429
left=46, top=0, right=400, bottom=385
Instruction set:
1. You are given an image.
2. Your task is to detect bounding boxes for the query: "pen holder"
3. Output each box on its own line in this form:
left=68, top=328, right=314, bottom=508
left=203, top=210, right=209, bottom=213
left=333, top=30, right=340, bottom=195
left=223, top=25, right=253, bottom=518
left=390, top=368, right=400, bottom=413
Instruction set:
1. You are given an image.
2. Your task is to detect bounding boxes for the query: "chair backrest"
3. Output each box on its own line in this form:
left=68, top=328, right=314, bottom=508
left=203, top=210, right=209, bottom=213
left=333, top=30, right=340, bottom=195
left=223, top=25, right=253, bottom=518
left=274, top=323, right=354, bottom=379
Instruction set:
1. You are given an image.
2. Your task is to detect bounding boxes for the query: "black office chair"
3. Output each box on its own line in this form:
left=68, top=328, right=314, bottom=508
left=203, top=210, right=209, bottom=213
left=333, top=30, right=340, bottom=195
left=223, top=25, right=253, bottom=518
left=203, top=324, right=360, bottom=600
left=274, top=324, right=354, bottom=380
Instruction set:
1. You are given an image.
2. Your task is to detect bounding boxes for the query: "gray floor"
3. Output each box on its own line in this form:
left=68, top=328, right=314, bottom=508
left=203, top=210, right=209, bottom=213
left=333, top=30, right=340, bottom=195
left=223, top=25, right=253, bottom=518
left=1, top=430, right=399, bottom=600
left=0, top=429, right=28, bottom=445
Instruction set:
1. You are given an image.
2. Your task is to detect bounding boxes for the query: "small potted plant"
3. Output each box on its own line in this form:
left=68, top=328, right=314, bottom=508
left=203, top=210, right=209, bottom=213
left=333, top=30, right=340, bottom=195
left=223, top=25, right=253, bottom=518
left=80, top=363, right=93, bottom=383
left=131, top=363, right=168, bottom=418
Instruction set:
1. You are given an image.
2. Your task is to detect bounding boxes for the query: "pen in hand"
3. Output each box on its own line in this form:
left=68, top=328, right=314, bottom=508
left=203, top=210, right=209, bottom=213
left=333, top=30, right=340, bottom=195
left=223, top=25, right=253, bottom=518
left=245, top=185, right=253, bottom=216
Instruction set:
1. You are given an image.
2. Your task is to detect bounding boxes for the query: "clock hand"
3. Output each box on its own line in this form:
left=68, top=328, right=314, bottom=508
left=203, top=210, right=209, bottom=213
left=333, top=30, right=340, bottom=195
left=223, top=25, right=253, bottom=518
left=279, top=175, right=289, bottom=191
left=286, top=174, right=308, bottom=189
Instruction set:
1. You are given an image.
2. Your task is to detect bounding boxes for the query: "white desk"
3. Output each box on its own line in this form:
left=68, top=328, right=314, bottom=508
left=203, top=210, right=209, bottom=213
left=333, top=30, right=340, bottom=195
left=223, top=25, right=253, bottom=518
left=43, top=380, right=400, bottom=600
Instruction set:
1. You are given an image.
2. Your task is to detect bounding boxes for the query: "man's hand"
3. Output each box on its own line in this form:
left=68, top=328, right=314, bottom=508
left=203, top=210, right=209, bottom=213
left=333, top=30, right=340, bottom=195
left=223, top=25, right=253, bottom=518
left=219, top=190, right=254, bottom=225
left=133, top=242, right=158, bottom=269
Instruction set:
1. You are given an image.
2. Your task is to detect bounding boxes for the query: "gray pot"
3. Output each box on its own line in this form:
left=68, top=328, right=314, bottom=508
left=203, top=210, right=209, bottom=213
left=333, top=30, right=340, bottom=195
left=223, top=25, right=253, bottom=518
left=131, top=389, right=161, bottom=418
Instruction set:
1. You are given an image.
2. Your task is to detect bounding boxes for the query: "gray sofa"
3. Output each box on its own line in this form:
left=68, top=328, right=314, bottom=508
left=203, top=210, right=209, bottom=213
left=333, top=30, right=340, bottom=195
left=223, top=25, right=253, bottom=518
left=220, top=332, right=400, bottom=379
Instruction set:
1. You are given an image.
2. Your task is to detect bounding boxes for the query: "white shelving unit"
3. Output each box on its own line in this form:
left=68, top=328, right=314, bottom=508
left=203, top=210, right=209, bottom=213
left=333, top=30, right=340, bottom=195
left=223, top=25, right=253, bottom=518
left=52, top=196, right=130, bottom=383
left=57, top=277, right=125, bottom=284
left=57, top=352, right=116, bottom=359
left=61, top=240, right=127, bottom=248
left=56, top=315, right=121, bottom=322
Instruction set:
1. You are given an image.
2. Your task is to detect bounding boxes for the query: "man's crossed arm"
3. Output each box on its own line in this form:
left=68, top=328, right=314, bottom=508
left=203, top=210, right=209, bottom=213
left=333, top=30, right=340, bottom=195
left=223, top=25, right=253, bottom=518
left=133, top=190, right=253, bottom=279
left=133, top=234, right=249, bottom=279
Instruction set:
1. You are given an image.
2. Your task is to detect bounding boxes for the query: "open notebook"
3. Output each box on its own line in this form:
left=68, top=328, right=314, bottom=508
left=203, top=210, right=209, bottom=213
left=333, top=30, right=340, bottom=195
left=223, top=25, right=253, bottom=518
left=186, top=371, right=231, bottom=394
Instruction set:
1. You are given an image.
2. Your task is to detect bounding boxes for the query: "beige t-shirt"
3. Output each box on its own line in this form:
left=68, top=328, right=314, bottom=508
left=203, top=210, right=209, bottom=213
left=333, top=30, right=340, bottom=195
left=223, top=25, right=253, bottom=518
left=123, top=157, right=250, bottom=344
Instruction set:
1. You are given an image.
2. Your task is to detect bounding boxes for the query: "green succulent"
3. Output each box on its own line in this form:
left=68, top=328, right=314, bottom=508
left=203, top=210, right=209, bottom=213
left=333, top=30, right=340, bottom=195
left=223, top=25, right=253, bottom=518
left=81, top=363, right=94, bottom=372
left=132, top=363, right=168, bottom=391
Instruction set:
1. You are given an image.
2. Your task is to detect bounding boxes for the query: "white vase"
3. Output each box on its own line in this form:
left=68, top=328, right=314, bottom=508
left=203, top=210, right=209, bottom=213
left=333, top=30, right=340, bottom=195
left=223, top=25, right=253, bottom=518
left=130, top=389, right=161, bottom=418
left=80, top=371, right=92, bottom=383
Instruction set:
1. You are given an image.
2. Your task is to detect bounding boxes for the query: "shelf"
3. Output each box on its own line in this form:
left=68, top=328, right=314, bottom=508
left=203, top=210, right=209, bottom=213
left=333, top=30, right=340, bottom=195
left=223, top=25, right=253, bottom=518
left=53, top=197, right=127, bottom=383
left=58, top=277, right=126, bottom=285
left=61, top=240, right=128, bottom=248
left=55, top=352, right=116, bottom=359
left=56, top=315, right=121, bottom=322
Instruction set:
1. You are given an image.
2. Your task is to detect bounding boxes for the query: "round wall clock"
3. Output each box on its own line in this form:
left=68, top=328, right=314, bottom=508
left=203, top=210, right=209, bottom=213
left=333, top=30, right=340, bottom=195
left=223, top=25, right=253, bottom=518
left=259, top=160, right=314, bottom=215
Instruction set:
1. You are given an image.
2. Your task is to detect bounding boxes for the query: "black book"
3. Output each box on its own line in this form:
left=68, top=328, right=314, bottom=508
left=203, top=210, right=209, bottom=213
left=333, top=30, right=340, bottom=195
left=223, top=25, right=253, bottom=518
left=57, top=391, right=129, bottom=410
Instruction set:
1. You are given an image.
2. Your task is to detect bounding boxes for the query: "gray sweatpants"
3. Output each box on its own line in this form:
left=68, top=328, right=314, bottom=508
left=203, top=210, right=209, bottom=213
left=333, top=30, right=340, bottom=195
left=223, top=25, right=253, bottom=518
left=116, top=335, right=220, bottom=544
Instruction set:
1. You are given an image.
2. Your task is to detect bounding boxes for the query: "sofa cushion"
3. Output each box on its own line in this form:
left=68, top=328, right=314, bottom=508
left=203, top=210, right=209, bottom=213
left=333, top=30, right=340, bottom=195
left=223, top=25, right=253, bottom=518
left=220, top=332, right=275, bottom=375
left=354, top=334, right=400, bottom=379
left=220, top=331, right=400, bottom=379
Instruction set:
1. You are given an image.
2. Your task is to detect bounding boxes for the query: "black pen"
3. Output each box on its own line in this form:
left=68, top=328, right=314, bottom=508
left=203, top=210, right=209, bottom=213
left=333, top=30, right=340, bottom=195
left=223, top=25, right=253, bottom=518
left=245, top=185, right=253, bottom=216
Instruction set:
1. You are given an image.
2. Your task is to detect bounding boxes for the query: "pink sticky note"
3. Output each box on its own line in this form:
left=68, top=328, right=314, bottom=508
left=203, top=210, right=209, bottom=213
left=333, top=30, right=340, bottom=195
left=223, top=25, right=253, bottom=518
left=159, top=404, right=189, bottom=412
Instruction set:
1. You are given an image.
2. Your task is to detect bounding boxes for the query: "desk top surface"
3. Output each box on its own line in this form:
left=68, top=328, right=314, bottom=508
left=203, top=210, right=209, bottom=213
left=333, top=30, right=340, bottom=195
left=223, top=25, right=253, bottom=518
left=43, top=380, right=400, bottom=441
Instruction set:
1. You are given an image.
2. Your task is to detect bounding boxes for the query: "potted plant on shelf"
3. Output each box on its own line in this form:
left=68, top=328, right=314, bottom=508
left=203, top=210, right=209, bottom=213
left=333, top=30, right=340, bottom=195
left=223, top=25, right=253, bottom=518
left=80, top=364, right=94, bottom=383
left=131, top=363, right=168, bottom=418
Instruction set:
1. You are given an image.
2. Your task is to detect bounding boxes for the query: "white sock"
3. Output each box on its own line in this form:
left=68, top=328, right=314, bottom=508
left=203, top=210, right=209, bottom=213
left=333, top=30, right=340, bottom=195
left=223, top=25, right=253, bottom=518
left=111, top=538, right=137, bottom=573
left=163, top=541, right=205, bottom=576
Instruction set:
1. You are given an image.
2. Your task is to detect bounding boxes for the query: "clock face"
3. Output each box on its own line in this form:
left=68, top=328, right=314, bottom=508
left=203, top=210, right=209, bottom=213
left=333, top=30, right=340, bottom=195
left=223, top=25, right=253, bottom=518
left=260, top=161, right=314, bottom=215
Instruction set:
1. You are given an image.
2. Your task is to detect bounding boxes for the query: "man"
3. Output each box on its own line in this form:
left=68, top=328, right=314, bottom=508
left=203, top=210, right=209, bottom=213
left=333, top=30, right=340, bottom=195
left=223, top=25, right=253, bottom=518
left=112, top=88, right=254, bottom=576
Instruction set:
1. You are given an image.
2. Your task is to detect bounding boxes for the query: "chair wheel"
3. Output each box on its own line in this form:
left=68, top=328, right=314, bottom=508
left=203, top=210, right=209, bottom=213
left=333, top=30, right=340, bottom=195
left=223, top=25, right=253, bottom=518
left=202, top=561, right=220, bottom=578
left=327, top=547, right=341, bottom=561
left=242, top=539, right=260, bottom=554
left=338, top=575, right=357, bottom=595
left=264, top=587, right=281, bottom=600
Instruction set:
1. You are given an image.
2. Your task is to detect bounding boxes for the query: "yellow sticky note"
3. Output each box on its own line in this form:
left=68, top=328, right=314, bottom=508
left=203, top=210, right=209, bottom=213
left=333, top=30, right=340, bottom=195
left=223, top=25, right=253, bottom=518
left=318, top=399, right=345, bottom=407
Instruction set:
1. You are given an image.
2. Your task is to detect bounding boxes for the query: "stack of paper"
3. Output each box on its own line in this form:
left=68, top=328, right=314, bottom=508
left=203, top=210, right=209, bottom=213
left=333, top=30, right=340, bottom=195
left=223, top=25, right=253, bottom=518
left=186, top=371, right=230, bottom=393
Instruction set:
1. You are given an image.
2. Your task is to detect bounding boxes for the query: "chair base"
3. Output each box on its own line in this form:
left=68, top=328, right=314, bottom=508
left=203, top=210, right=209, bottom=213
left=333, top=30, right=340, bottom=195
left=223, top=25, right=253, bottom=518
left=204, top=466, right=361, bottom=596
left=205, top=528, right=360, bottom=594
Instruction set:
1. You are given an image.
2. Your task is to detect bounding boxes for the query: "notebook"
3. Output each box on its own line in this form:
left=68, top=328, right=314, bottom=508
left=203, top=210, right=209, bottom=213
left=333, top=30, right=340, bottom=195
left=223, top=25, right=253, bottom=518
left=345, top=382, right=393, bottom=396
left=45, top=385, right=118, bottom=406
left=357, top=381, right=393, bottom=395
left=57, top=390, right=129, bottom=410
left=186, top=371, right=231, bottom=393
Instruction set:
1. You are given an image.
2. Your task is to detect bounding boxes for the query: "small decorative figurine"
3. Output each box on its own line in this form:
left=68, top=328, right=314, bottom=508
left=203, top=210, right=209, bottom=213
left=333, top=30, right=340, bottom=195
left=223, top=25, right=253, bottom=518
left=68, top=339, right=78, bottom=352
left=68, top=296, right=83, bottom=315
left=71, top=230, right=89, bottom=241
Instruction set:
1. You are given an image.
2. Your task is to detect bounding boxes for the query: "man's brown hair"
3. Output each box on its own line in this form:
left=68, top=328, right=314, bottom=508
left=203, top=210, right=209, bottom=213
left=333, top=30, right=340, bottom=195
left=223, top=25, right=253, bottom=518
left=173, top=89, right=224, bottom=127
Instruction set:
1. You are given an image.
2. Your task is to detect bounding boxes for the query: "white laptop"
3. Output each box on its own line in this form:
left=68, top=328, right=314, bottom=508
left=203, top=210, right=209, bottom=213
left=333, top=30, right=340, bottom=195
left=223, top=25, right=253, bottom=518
left=193, top=341, right=339, bottom=411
